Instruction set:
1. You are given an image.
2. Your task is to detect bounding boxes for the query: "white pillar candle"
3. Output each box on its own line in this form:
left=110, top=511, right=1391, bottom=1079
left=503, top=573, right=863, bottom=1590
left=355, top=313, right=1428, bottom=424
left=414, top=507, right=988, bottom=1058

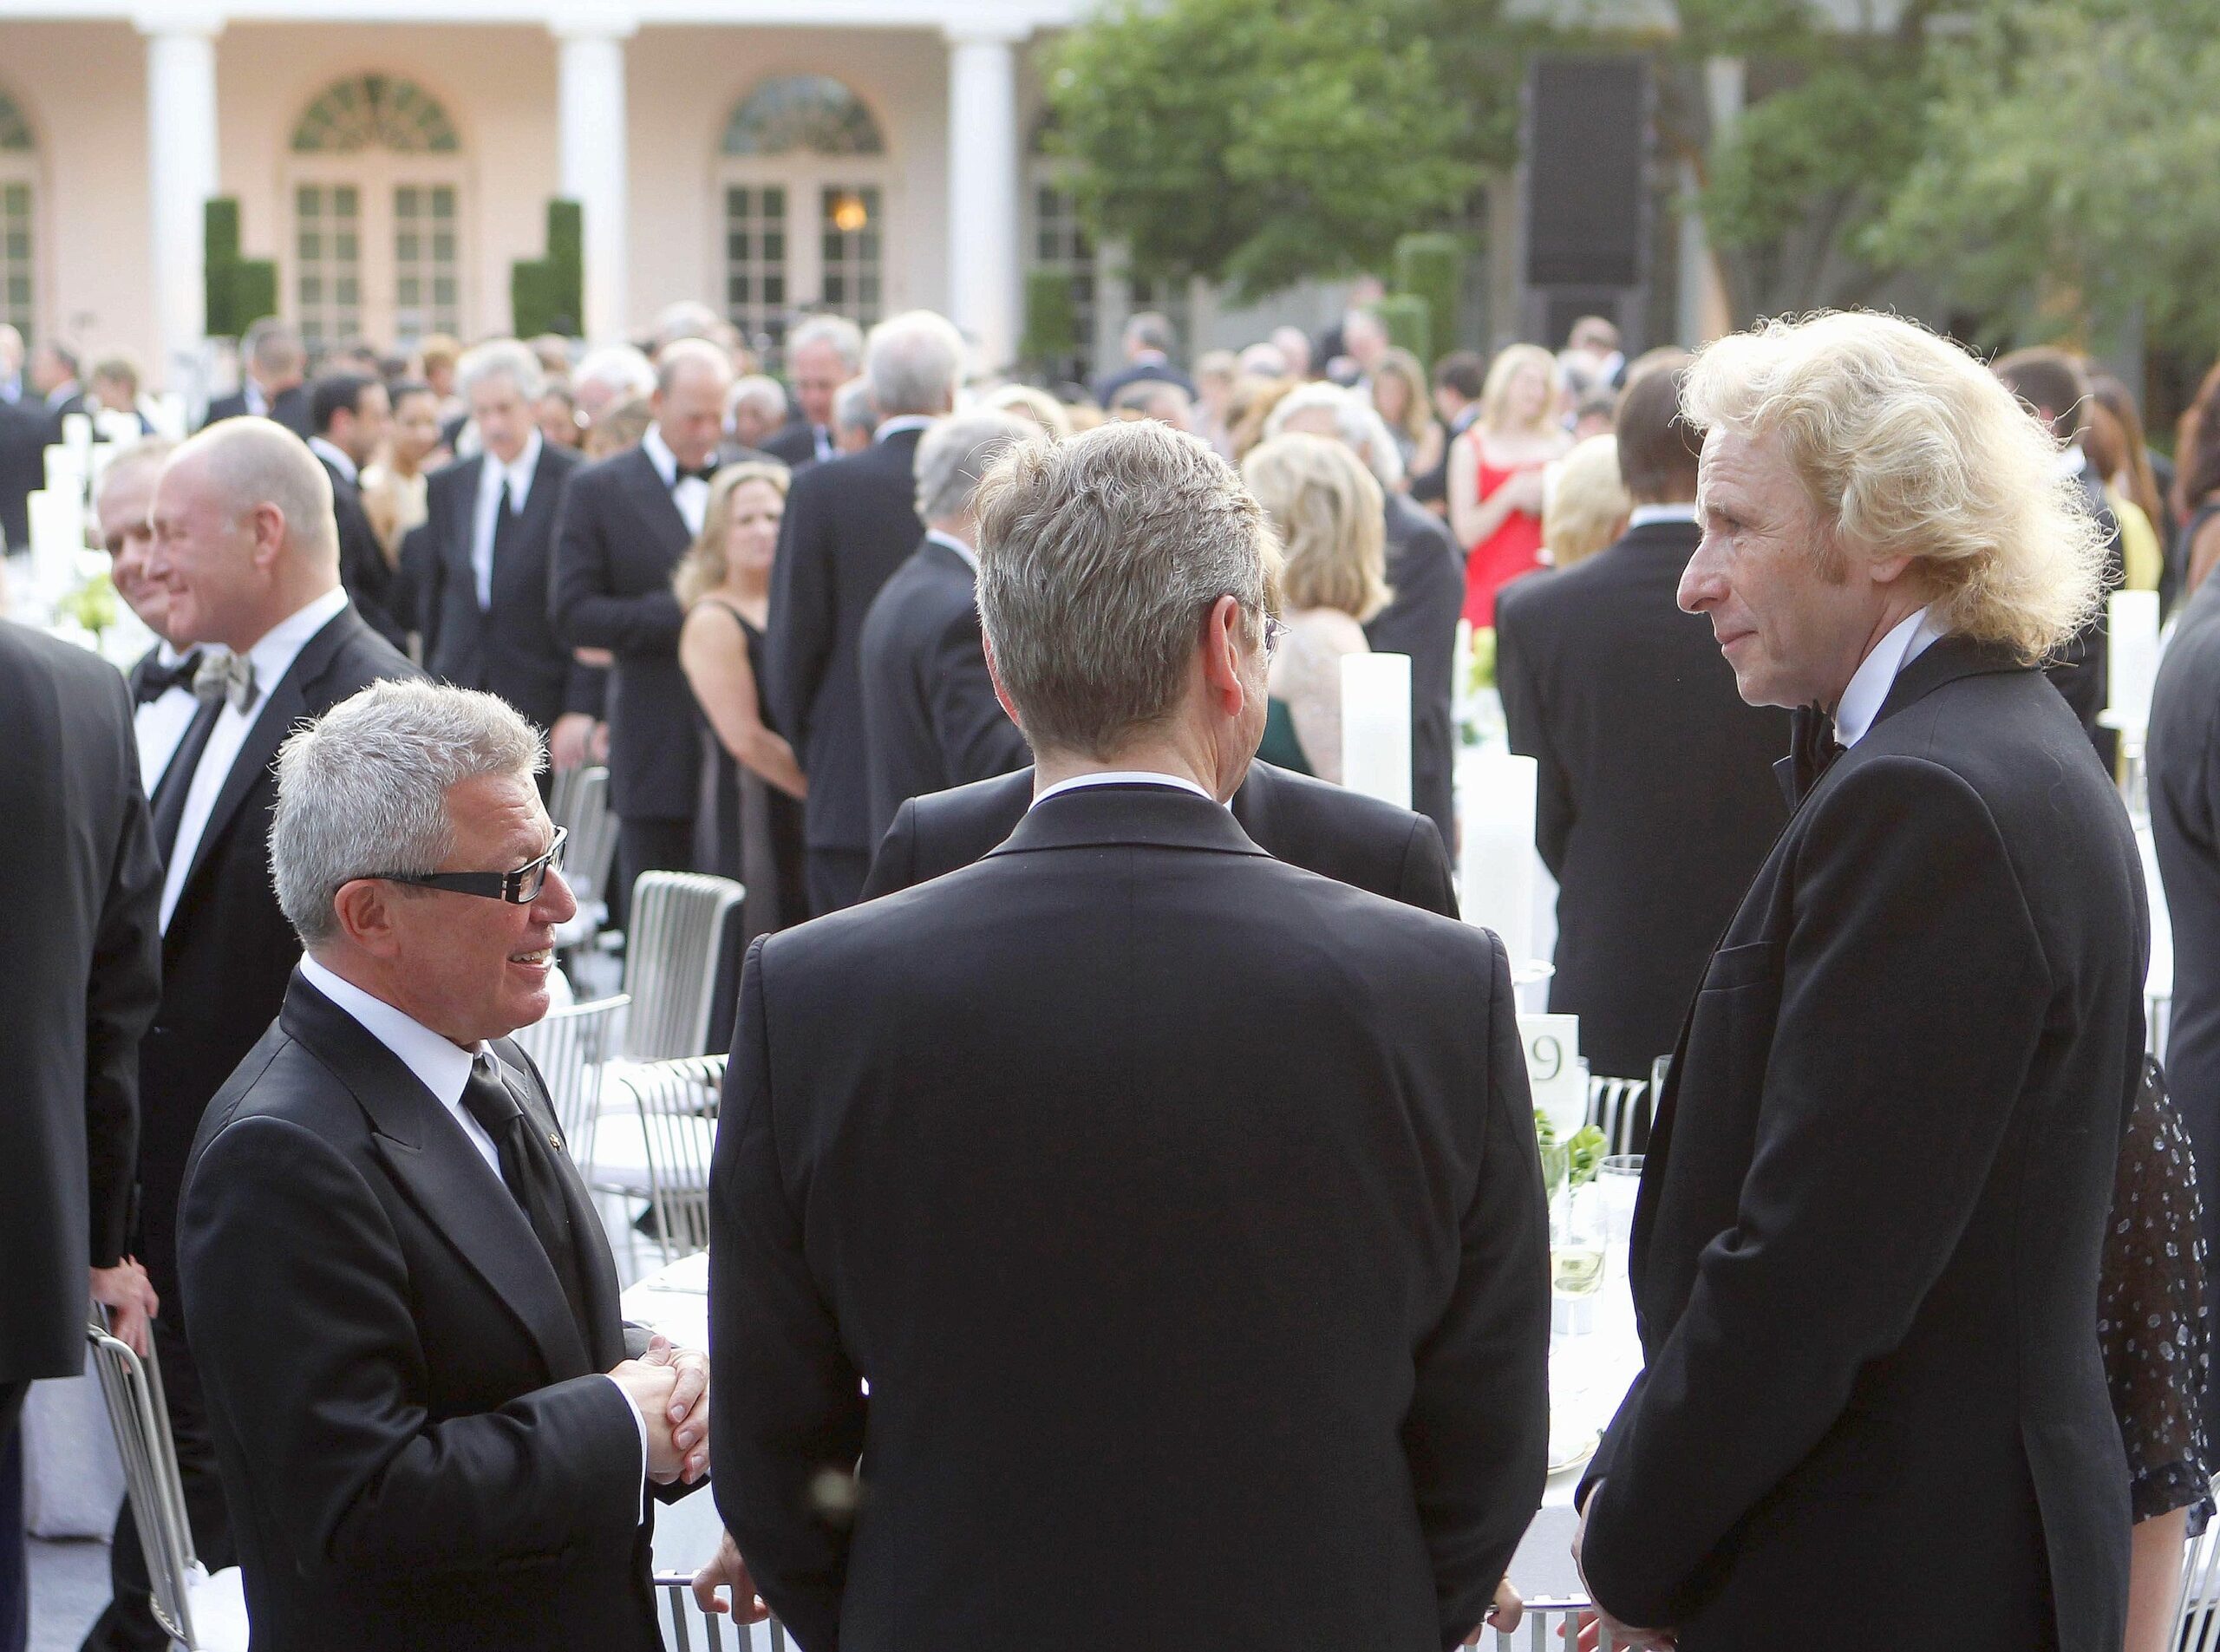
left=27, top=488, right=85, bottom=597
left=1340, top=651, right=1412, bottom=808
left=61, top=412, right=93, bottom=456
left=1459, top=750, right=1538, bottom=970
left=42, top=445, right=83, bottom=498
left=2107, top=589, right=2161, bottom=733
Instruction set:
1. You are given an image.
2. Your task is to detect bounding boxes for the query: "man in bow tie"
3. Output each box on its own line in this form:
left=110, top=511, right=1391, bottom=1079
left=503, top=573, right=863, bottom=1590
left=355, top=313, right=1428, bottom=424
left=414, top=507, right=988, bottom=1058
left=1572, top=313, right=2148, bottom=1652
left=552, top=337, right=735, bottom=924
left=79, top=418, right=418, bottom=1652
left=95, top=436, right=201, bottom=796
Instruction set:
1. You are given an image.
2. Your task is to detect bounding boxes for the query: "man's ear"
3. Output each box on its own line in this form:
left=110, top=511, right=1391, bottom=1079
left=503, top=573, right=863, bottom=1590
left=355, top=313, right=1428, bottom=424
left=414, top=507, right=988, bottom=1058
left=330, top=878, right=406, bottom=961
left=983, top=631, right=1024, bottom=731
left=1198, top=593, right=1250, bottom=717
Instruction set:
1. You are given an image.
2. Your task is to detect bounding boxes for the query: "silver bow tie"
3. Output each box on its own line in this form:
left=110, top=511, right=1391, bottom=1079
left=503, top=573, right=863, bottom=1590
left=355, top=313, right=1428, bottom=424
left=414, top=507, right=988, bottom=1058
left=193, top=649, right=258, bottom=714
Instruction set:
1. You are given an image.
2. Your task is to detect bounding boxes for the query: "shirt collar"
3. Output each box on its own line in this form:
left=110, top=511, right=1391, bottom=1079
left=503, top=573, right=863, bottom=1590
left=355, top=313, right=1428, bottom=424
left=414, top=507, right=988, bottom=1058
left=483, top=429, right=543, bottom=494
left=245, top=585, right=349, bottom=685
left=244, top=380, right=269, bottom=418
left=641, top=422, right=679, bottom=486
left=1626, top=501, right=1697, bottom=529
left=299, top=955, right=487, bottom=1109
left=924, top=527, right=978, bottom=572
left=1031, top=769, right=1218, bottom=810
left=308, top=434, right=358, bottom=485
left=875, top=414, right=936, bottom=441
left=1834, top=604, right=1947, bottom=748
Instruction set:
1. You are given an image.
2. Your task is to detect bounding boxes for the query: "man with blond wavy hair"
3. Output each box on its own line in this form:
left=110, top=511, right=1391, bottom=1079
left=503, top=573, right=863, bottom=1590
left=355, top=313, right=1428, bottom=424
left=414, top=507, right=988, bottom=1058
left=1573, top=310, right=2145, bottom=1652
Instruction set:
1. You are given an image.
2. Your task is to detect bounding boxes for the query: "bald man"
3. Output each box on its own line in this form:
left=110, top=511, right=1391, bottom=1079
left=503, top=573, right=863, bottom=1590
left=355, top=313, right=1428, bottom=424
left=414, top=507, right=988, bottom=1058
left=79, top=418, right=419, bottom=1652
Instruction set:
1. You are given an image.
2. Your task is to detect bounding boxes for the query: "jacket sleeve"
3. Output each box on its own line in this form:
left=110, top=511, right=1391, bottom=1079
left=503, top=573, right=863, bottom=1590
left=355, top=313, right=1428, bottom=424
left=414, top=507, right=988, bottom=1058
left=859, top=801, right=920, bottom=903
left=928, top=608, right=1030, bottom=790
left=403, top=519, right=440, bottom=661
left=711, top=938, right=866, bottom=1652
left=1409, top=930, right=1552, bottom=1647
left=179, top=1114, right=647, bottom=1574
left=1493, top=601, right=1573, bottom=879
left=549, top=474, right=685, bottom=657
left=1398, top=815, right=1462, bottom=921
left=85, top=674, right=162, bottom=1265
left=763, top=474, right=833, bottom=752
left=1580, top=755, right=2060, bottom=1627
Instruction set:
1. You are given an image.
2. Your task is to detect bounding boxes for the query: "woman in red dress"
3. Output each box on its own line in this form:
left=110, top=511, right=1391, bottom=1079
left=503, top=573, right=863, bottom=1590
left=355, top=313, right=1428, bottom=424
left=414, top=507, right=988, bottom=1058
left=1447, top=343, right=1570, bottom=627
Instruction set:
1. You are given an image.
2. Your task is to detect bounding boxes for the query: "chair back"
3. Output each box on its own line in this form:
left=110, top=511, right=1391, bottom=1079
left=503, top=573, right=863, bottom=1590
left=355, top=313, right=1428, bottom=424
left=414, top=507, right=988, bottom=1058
left=614, top=1055, right=726, bottom=1263
left=653, top=1572, right=790, bottom=1649
left=509, top=994, right=628, bottom=1174
left=565, top=767, right=621, bottom=917
left=1586, top=1074, right=1651, bottom=1158
left=621, top=872, right=745, bottom=1060
left=86, top=1324, right=200, bottom=1649
left=2178, top=1482, right=2220, bottom=1650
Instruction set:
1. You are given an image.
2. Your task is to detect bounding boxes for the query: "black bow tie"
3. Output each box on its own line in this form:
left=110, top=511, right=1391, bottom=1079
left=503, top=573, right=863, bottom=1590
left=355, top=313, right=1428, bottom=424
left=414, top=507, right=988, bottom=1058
left=1787, top=701, right=1845, bottom=803
left=135, top=650, right=203, bottom=705
left=672, top=461, right=719, bottom=486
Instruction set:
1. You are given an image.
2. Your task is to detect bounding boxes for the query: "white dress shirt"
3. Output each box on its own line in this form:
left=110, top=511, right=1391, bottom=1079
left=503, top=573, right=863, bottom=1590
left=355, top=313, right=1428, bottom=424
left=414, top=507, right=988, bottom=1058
left=1031, top=769, right=1218, bottom=810
left=1626, top=501, right=1699, bottom=530
left=293, top=954, right=650, bottom=1506
left=242, top=380, right=269, bottom=419
left=642, top=425, right=708, bottom=538
left=924, top=526, right=978, bottom=573
left=1833, top=604, right=1947, bottom=748
left=159, top=585, right=350, bottom=931
left=134, top=645, right=202, bottom=794
left=472, top=431, right=543, bottom=610
left=874, top=414, right=937, bottom=442
left=308, top=434, right=358, bottom=486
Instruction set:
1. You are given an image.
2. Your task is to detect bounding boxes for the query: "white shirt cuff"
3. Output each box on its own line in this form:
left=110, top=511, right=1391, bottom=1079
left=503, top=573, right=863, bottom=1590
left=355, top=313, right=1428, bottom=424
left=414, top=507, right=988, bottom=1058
left=601, top=1372, right=651, bottom=1524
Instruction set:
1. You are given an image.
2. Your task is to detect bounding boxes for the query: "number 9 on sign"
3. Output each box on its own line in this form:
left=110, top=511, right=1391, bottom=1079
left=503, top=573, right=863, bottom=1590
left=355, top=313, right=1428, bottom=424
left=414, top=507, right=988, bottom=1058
left=1518, top=1013, right=1585, bottom=1136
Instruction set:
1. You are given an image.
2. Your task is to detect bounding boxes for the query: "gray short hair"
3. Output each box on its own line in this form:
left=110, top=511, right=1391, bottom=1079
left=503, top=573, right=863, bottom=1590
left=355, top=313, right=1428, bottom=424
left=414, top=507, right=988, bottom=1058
left=728, top=374, right=788, bottom=423
left=833, top=375, right=876, bottom=437
left=457, top=338, right=546, bottom=403
left=270, top=680, right=543, bottom=948
left=787, top=314, right=864, bottom=369
left=95, top=435, right=178, bottom=506
left=243, top=317, right=304, bottom=376
left=866, top=310, right=964, bottom=417
left=656, top=336, right=734, bottom=397
left=915, top=409, right=1032, bottom=524
left=572, top=344, right=657, bottom=402
left=975, top=420, right=1279, bottom=761
left=1264, top=381, right=1402, bottom=488
left=1125, top=311, right=1175, bottom=355
left=167, top=418, right=339, bottom=567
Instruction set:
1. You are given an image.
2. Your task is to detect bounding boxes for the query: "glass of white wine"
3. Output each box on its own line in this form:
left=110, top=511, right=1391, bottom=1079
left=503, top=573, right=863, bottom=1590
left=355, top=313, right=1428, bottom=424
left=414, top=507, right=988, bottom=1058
left=1551, top=1179, right=1606, bottom=1335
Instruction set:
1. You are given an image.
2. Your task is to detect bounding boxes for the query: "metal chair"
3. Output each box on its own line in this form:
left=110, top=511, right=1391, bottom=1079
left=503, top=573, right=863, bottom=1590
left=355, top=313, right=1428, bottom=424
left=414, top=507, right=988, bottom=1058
left=653, top=1571, right=789, bottom=1649
left=508, top=994, right=628, bottom=1176
left=1485, top=1598, right=1608, bottom=1649
left=610, top=1055, right=726, bottom=1263
left=1586, top=1074, right=1651, bottom=1158
left=2176, top=1481, right=2220, bottom=1650
left=553, top=766, right=623, bottom=949
left=621, top=872, right=746, bottom=1061
left=85, top=1324, right=249, bottom=1652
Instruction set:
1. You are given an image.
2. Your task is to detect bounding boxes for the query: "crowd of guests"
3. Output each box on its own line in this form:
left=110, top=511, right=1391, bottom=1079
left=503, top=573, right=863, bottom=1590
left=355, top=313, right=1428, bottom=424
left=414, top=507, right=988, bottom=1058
left=4, top=284, right=2220, bottom=1652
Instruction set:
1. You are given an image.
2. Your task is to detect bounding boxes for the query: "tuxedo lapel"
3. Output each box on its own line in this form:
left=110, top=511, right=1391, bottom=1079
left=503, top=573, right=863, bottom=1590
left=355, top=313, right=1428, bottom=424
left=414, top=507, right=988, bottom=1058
left=617, top=445, right=691, bottom=553
left=281, top=977, right=595, bottom=1382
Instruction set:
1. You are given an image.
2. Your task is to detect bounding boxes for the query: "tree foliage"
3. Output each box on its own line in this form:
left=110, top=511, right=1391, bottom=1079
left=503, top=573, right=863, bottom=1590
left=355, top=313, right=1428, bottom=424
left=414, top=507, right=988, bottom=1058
left=1041, top=0, right=1480, bottom=301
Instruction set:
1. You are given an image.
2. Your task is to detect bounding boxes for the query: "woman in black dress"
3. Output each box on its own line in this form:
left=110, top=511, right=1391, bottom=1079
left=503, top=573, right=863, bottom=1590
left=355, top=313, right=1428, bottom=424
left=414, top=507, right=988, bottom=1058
left=675, top=460, right=808, bottom=946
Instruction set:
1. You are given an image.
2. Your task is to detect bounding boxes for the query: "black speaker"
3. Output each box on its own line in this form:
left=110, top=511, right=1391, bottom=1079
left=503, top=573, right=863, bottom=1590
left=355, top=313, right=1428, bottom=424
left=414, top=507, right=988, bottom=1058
left=1523, top=57, right=1649, bottom=291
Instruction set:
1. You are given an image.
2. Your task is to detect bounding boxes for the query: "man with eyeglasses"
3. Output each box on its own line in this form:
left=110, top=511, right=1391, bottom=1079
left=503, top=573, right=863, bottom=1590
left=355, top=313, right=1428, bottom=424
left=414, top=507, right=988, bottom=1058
left=177, top=679, right=726, bottom=1652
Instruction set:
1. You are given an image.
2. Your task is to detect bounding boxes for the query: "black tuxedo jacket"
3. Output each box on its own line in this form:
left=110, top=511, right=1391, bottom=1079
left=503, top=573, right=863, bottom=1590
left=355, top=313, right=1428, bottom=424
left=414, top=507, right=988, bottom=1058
left=1372, top=492, right=1464, bottom=847
left=857, top=535, right=1030, bottom=843
left=2145, top=574, right=2220, bottom=1304
left=549, top=444, right=700, bottom=821
left=201, top=384, right=311, bottom=437
left=863, top=760, right=1459, bottom=919
left=762, top=421, right=826, bottom=470
left=180, top=974, right=665, bottom=1651
left=417, top=442, right=598, bottom=732
left=0, top=392, right=45, bottom=550
left=1495, top=519, right=1792, bottom=1076
left=763, top=427, right=928, bottom=855
left=1577, top=637, right=2147, bottom=1650
left=0, top=622, right=162, bottom=1383
left=136, top=605, right=419, bottom=1298
left=317, top=455, right=408, bottom=650
left=711, top=785, right=1548, bottom=1651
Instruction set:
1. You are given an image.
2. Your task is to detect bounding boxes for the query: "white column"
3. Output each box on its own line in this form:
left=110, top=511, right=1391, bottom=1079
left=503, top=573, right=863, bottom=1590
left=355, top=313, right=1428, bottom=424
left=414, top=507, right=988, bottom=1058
left=140, top=11, right=222, bottom=396
left=944, top=26, right=1023, bottom=377
left=553, top=14, right=636, bottom=343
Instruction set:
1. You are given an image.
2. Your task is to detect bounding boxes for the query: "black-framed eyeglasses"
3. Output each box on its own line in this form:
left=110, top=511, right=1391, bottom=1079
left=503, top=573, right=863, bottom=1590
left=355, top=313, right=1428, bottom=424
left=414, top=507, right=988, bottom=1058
left=369, top=826, right=567, bottom=905
left=1262, top=616, right=1291, bottom=659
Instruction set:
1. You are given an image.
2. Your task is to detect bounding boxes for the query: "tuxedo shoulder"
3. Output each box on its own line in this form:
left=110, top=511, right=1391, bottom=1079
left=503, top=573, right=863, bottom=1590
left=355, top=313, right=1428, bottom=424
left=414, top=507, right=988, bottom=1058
left=1, top=616, right=127, bottom=698
left=425, top=452, right=481, bottom=493
left=191, top=1029, right=362, bottom=1160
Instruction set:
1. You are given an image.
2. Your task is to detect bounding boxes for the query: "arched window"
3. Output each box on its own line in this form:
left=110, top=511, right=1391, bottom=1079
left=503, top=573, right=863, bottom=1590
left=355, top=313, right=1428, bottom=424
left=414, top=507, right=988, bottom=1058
left=717, top=75, right=891, bottom=343
left=287, top=75, right=467, bottom=349
left=0, top=91, right=38, bottom=343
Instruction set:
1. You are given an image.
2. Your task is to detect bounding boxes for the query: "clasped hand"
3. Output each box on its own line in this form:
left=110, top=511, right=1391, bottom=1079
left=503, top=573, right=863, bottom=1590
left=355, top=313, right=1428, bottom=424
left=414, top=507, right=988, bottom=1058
left=608, top=1333, right=709, bottom=1485
left=91, top=1257, right=159, bottom=1361
left=1571, top=1480, right=1676, bottom=1650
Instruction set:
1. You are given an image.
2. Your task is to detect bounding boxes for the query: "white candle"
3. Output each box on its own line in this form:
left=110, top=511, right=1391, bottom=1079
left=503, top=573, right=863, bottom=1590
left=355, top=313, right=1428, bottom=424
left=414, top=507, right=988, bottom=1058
left=42, top=444, right=83, bottom=497
left=1340, top=651, right=1412, bottom=808
left=1459, top=750, right=1538, bottom=970
left=27, top=487, right=85, bottom=596
left=154, top=392, right=188, bottom=441
left=61, top=412, right=92, bottom=455
left=2107, top=590, right=2161, bottom=732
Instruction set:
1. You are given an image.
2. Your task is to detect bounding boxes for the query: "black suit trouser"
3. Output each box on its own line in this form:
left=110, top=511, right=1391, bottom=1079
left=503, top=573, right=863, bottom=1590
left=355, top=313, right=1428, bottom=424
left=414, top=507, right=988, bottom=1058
left=616, top=816, right=695, bottom=933
left=2, top=1381, right=26, bottom=1652
left=80, top=1311, right=232, bottom=1652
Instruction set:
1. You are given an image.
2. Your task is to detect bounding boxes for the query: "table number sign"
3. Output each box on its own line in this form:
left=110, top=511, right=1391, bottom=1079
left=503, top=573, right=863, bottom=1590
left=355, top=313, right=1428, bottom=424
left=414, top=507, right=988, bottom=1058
left=1520, top=1012, right=1585, bottom=1137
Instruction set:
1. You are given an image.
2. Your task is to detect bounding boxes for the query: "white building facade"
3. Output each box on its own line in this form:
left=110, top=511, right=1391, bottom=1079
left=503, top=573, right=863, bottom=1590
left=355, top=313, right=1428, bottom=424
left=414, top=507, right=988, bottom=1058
left=0, top=0, right=1192, bottom=392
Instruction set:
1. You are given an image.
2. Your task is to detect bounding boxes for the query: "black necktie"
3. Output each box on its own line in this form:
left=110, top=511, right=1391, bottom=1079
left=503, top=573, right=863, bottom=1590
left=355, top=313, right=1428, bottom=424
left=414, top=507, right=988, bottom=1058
left=148, top=694, right=224, bottom=868
left=1787, top=701, right=1846, bottom=803
left=134, top=650, right=202, bottom=706
left=485, top=482, right=524, bottom=610
left=458, top=1055, right=596, bottom=1347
